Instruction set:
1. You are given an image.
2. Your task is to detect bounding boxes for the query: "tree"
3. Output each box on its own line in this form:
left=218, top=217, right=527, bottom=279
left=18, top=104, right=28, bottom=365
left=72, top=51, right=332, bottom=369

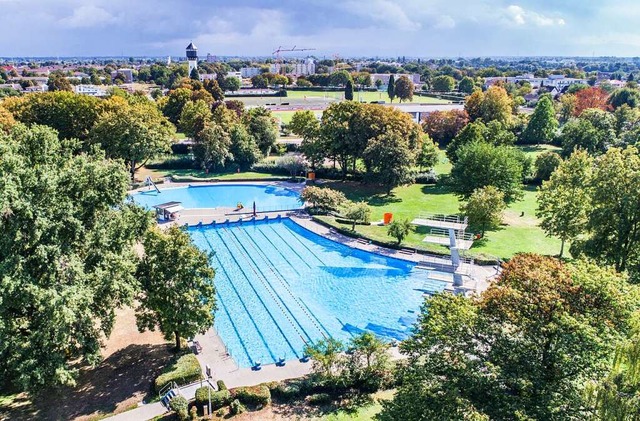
left=291, top=111, right=324, bottom=170
left=203, top=79, right=224, bottom=102
left=189, top=67, right=199, bottom=81
left=387, top=74, right=396, bottom=103
left=344, top=79, right=354, bottom=101
left=460, top=186, right=506, bottom=236
left=534, top=150, right=562, bottom=182
left=387, top=220, right=412, bottom=245
left=162, top=87, right=193, bottom=125
left=394, top=75, right=414, bottom=102
left=330, top=70, right=352, bottom=87
left=304, top=338, right=345, bottom=384
left=363, top=133, right=416, bottom=193
left=446, top=121, right=486, bottom=163
left=223, top=76, right=241, bottom=92
left=136, top=226, right=216, bottom=351
left=320, top=101, right=362, bottom=179
left=416, top=135, right=439, bottom=170
left=574, top=86, right=611, bottom=116
left=229, top=124, right=261, bottom=170
left=243, top=107, right=278, bottom=156
left=251, top=74, right=268, bottom=89
left=421, top=109, right=469, bottom=147
left=560, top=109, right=616, bottom=157
left=0, top=124, right=152, bottom=392
left=458, top=76, right=475, bottom=94
left=179, top=99, right=212, bottom=139
left=537, top=150, right=592, bottom=257
left=47, top=74, right=72, bottom=92
left=90, top=100, right=174, bottom=178
left=575, top=146, right=640, bottom=277
left=301, top=187, right=347, bottom=214
left=277, top=155, right=306, bottom=179
left=432, top=75, right=455, bottom=92
left=193, top=123, right=232, bottom=172
left=378, top=255, right=639, bottom=421
left=344, top=333, right=391, bottom=392
left=465, top=86, right=514, bottom=125
left=449, top=142, right=526, bottom=202
left=608, top=87, right=640, bottom=109
left=558, top=93, right=577, bottom=123
left=344, top=201, right=371, bottom=230
left=0, top=105, right=17, bottom=133
left=521, top=96, right=558, bottom=144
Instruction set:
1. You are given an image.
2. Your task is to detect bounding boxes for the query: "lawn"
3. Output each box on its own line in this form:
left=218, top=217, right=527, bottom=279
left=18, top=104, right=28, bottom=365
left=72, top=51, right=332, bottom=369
left=285, top=90, right=450, bottom=104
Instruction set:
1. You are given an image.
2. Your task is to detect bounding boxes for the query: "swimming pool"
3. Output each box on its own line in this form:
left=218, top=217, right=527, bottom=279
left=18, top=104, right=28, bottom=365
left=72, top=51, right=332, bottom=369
left=131, top=184, right=302, bottom=211
left=189, top=218, right=449, bottom=368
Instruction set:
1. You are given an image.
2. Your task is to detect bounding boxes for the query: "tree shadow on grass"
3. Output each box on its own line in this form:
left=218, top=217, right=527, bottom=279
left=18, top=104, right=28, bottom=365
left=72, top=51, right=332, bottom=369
left=31, top=343, right=174, bottom=421
left=420, top=184, right=455, bottom=196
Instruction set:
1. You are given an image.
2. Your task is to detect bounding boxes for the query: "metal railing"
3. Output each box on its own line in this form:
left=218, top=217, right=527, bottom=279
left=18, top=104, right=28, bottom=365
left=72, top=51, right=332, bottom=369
left=427, top=228, right=475, bottom=241
left=417, top=212, right=468, bottom=225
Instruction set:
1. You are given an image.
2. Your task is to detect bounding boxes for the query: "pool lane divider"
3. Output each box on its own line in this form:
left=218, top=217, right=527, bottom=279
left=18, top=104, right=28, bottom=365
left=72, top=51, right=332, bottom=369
left=254, top=228, right=302, bottom=278
left=278, top=221, right=327, bottom=266
left=197, top=228, right=278, bottom=364
left=234, top=224, right=329, bottom=340
left=216, top=227, right=302, bottom=358
left=267, top=225, right=316, bottom=269
left=223, top=226, right=313, bottom=346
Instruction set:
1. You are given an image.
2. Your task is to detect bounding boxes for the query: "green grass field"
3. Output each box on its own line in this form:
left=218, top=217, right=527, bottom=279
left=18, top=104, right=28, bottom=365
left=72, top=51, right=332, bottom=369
left=317, top=146, right=563, bottom=261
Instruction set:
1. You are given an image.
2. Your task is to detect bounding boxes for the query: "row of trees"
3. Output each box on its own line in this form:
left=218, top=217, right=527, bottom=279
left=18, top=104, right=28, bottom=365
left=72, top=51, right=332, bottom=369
left=291, top=102, right=438, bottom=192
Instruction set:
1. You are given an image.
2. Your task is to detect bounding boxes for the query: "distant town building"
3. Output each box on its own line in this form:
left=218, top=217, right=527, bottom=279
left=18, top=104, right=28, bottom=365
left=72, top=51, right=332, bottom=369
left=75, top=84, right=107, bottom=97
left=0, top=83, right=22, bottom=91
left=227, top=71, right=243, bottom=83
left=111, top=69, right=134, bottom=83
left=484, top=74, right=587, bottom=90
left=371, top=73, right=421, bottom=86
left=24, top=84, right=47, bottom=93
left=206, top=53, right=217, bottom=63
left=269, top=58, right=316, bottom=76
left=240, top=67, right=261, bottom=78
left=186, top=42, right=198, bottom=76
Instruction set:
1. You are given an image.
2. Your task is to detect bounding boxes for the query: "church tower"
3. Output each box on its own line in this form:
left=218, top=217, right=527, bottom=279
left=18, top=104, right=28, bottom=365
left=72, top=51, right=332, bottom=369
left=186, top=42, right=198, bottom=77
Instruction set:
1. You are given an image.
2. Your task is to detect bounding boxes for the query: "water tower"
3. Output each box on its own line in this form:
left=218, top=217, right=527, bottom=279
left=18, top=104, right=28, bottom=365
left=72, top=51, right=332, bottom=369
left=186, top=42, right=198, bottom=76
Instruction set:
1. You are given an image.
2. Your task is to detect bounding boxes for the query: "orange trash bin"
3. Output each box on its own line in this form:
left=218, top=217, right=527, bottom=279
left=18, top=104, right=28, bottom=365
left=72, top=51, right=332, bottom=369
left=307, top=172, right=316, bottom=180
left=383, top=212, right=393, bottom=224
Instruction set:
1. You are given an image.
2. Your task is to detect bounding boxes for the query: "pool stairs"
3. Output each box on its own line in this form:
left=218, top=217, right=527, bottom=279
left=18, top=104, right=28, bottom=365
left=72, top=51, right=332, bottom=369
left=159, top=382, right=180, bottom=409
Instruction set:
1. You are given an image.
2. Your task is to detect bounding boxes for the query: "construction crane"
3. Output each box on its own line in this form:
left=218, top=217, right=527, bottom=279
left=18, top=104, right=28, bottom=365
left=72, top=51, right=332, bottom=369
left=272, top=46, right=316, bottom=74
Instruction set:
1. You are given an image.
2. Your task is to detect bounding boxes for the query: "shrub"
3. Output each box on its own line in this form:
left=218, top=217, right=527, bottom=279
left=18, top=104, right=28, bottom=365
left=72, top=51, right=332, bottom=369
left=216, top=379, right=227, bottom=391
left=344, top=201, right=372, bottom=230
left=233, top=385, right=271, bottom=407
left=171, top=143, right=191, bottom=154
left=146, top=155, right=195, bottom=170
left=169, top=396, right=189, bottom=421
left=155, top=354, right=203, bottom=393
left=230, top=399, right=246, bottom=415
left=535, top=151, right=562, bottom=182
left=196, top=387, right=231, bottom=411
left=301, top=186, right=347, bottom=214
left=189, top=405, right=198, bottom=420
left=413, top=171, right=438, bottom=184
left=388, top=219, right=412, bottom=245
left=307, top=393, right=333, bottom=406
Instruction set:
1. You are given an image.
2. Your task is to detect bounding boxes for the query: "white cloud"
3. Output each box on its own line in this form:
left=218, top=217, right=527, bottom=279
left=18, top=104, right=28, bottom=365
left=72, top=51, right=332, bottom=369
left=59, top=5, right=116, bottom=28
left=434, top=15, right=455, bottom=29
left=503, top=5, right=565, bottom=27
left=341, top=0, right=422, bottom=31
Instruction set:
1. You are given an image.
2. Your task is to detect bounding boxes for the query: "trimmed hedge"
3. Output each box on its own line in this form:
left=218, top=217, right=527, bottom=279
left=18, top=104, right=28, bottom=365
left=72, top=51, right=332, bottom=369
left=232, top=385, right=271, bottom=407
left=169, top=396, right=189, bottom=421
left=155, top=354, right=203, bottom=393
left=230, top=399, right=246, bottom=415
left=307, top=393, right=333, bottom=406
left=195, top=386, right=231, bottom=411
left=170, top=175, right=291, bottom=183
left=216, top=379, right=227, bottom=391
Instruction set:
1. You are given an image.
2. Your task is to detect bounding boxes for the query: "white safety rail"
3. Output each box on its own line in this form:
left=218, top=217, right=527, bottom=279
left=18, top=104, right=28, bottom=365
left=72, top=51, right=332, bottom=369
left=411, top=212, right=469, bottom=231
left=422, top=228, right=475, bottom=250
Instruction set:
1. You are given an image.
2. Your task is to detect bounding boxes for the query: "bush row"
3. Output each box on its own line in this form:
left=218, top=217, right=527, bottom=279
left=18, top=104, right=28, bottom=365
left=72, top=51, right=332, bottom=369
left=155, top=354, right=203, bottom=393
left=232, top=385, right=271, bottom=407
left=195, top=386, right=231, bottom=411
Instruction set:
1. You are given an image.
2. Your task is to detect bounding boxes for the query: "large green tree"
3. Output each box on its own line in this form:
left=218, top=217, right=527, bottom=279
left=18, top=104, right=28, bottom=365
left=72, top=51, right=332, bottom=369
left=521, top=95, right=558, bottom=144
left=193, top=123, right=232, bottom=172
left=179, top=99, right=212, bottom=139
left=449, top=141, right=526, bottom=202
left=574, top=146, right=640, bottom=277
left=229, top=124, right=261, bottom=170
left=363, top=132, right=417, bottom=193
left=432, top=75, right=455, bottom=92
left=460, top=186, right=506, bottom=236
left=243, top=107, right=278, bottom=156
left=378, top=254, right=639, bottom=421
left=0, top=124, right=152, bottom=392
left=136, top=226, right=216, bottom=351
left=560, top=109, right=617, bottom=157
left=537, top=150, right=592, bottom=257
left=90, top=100, right=175, bottom=178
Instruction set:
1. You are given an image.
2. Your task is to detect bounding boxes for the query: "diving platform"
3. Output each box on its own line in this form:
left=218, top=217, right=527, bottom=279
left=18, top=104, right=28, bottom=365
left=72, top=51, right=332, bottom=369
left=411, top=213, right=469, bottom=231
left=422, top=228, right=475, bottom=250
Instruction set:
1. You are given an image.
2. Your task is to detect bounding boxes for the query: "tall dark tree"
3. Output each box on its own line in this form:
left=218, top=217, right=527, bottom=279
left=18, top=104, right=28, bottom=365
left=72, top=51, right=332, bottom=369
left=387, top=74, right=396, bottom=103
left=521, top=96, right=559, bottom=144
left=345, top=79, right=354, bottom=101
left=394, top=75, right=414, bottom=103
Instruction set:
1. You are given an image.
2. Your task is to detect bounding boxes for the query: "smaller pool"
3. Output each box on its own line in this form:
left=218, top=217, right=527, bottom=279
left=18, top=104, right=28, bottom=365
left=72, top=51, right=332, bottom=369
left=131, top=184, right=303, bottom=211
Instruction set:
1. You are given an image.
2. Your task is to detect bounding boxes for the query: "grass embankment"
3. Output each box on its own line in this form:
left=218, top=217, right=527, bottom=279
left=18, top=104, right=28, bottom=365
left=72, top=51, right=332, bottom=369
left=317, top=145, right=563, bottom=261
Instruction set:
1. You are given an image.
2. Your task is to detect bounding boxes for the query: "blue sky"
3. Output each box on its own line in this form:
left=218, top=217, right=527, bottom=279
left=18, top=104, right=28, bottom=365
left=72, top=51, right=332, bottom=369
left=0, top=0, right=638, bottom=57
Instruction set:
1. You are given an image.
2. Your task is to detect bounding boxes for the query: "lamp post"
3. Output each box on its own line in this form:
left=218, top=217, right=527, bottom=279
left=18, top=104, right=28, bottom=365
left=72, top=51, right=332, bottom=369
left=205, top=364, right=212, bottom=415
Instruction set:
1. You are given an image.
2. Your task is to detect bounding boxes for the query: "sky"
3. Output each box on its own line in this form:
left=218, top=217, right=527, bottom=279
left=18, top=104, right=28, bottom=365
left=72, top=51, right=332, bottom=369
left=0, top=0, right=639, bottom=58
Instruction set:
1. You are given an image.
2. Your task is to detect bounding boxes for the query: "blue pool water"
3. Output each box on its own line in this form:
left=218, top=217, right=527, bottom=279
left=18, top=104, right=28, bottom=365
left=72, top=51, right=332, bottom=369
left=189, top=218, right=448, bottom=368
left=131, top=184, right=302, bottom=211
